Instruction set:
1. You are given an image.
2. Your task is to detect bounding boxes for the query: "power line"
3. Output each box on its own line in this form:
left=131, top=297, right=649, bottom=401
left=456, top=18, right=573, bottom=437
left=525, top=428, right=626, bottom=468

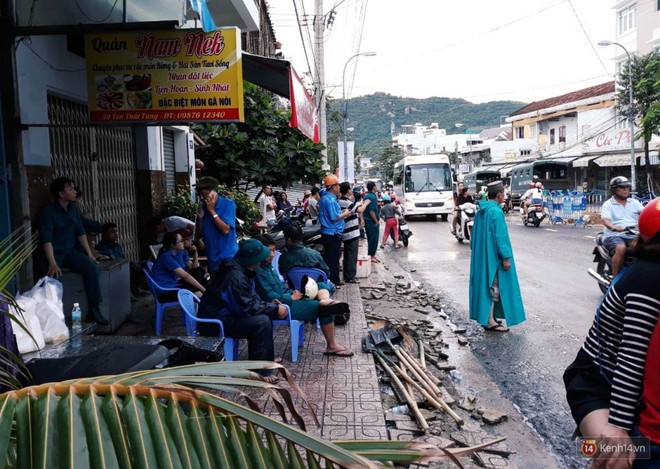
left=291, top=0, right=315, bottom=85
left=566, top=0, right=609, bottom=75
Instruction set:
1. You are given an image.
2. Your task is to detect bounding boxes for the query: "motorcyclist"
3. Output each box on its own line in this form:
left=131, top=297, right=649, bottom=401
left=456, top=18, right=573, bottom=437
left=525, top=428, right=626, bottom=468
left=451, top=187, right=475, bottom=235
left=601, top=176, right=644, bottom=278
left=521, top=182, right=544, bottom=218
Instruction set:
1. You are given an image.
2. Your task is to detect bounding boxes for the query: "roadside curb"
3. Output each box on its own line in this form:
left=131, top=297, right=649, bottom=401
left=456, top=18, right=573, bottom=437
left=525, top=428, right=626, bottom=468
left=361, top=242, right=561, bottom=468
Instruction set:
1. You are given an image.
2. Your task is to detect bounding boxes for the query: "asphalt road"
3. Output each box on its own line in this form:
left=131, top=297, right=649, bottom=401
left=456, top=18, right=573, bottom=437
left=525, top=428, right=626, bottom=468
left=388, top=212, right=603, bottom=467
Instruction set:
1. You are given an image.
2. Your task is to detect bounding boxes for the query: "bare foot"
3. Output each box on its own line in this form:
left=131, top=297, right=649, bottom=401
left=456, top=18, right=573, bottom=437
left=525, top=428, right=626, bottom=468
left=274, top=357, right=283, bottom=364
left=262, top=374, right=280, bottom=384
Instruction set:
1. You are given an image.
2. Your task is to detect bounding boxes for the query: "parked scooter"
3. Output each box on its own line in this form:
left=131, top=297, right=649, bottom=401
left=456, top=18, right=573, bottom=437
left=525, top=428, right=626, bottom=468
left=587, top=227, right=638, bottom=294
left=452, top=202, right=477, bottom=244
left=269, top=220, right=322, bottom=252
left=389, top=218, right=413, bottom=247
left=520, top=198, right=546, bottom=227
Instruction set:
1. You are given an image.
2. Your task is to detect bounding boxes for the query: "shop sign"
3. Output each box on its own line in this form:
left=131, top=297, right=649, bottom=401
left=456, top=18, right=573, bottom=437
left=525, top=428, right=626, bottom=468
left=584, top=128, right=642, bottom=153
left=85, top=28, right=244, bottom=123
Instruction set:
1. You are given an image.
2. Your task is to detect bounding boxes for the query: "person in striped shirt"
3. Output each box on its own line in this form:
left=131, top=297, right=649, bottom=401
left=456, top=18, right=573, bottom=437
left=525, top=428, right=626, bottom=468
left=338, top=182, right=368, bottom=283
left=564, top=197, right=660, bottom=467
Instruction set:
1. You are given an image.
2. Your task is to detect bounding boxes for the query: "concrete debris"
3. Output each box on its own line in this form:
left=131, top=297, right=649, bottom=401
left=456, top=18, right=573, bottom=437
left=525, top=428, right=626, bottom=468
left=395, top=420, right=425, bottom=431
left=459, top=395, right=477, bottom=412
left=393, top=273, right=405, bottom=279
left=481, top=409, right=508, bottom=425
left=457, top=336, right=469, bottom=346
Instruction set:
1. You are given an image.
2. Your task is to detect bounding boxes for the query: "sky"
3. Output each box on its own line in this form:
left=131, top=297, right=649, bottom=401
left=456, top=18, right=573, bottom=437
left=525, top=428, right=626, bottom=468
left=268, top=0, right=619, bottom=104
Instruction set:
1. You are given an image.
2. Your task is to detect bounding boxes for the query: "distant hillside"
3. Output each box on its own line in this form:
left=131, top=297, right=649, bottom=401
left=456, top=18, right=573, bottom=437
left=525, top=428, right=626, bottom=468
left=327, top=93, right=526, bottom=157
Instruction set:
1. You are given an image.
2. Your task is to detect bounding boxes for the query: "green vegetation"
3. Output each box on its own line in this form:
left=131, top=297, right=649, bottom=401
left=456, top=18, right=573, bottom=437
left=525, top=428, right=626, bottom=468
left=327, top=92, right=525, bottom=161
left=619, top=50, right=660, bottom=191
left=194, top=82, right=326, bottom=191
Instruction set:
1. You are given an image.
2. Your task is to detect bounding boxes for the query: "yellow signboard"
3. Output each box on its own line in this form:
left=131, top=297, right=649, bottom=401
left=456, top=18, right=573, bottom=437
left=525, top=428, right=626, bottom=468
left=85, top=28, right=244, bottom=123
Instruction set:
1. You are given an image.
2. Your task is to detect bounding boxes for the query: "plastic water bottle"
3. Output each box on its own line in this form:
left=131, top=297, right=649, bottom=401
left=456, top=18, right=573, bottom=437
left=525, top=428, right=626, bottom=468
left=71, top=303, right=82, bottom=349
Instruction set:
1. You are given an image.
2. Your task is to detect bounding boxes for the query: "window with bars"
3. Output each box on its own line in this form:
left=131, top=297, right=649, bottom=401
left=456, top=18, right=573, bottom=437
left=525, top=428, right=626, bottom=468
left=559, top=126, right=566, bottom=143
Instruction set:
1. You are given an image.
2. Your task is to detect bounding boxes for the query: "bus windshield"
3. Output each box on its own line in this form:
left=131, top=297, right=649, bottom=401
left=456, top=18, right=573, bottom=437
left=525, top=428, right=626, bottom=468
left=405, top=163, right=451, bottom=193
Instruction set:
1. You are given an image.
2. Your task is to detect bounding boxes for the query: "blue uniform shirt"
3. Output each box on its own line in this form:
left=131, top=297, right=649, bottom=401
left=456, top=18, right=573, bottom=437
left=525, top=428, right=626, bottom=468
left=202, top=196, right=238, bottom=272
left=38, top=202, right=86, bottom=253
left=318, top=190, right=345, bottom=235
left=152, top=250, right=189, bottom=288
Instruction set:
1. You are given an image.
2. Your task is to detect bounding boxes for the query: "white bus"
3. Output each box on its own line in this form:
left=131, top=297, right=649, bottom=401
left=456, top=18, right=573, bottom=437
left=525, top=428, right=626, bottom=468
left=393, top=153, right=454, bottom=220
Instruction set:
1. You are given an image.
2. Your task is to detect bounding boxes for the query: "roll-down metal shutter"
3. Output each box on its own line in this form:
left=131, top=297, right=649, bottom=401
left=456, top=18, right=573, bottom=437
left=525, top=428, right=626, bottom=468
left=163, top=129, right=176, bottom=194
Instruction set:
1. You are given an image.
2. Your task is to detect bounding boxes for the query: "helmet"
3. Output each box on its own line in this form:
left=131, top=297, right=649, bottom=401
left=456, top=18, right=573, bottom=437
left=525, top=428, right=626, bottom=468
left=638, top=197, right=660, bottom=242
left=323, top=174, right=339, bottom=187
left=301, top=275, right=318, bottom=299
left=382, top=195, right=392, bottom=202
left=609, top=176, right=632, bottom=191
left=535, top=182, right=543, bottom=189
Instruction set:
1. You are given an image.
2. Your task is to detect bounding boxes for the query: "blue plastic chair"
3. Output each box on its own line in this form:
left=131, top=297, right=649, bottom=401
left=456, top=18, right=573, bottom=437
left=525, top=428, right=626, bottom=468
left=285, top=267, right=330, bottom=291
left=187, top=286, right=304, bottom=362
left=284, top=267, right=330, bottom=330
left=177, top=290, right=239, bottom=361
left=143, top=268, right=182, bottom=336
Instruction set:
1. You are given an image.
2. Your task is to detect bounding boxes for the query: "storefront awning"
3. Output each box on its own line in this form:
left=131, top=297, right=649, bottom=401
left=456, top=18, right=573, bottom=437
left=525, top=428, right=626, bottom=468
left=572, top=155, right=600, bottom=167
left=242, top=53, right=319, bottom=142
left=533, top=156, right=578, bottom=166
left=594, top=153, right=640, bottom=167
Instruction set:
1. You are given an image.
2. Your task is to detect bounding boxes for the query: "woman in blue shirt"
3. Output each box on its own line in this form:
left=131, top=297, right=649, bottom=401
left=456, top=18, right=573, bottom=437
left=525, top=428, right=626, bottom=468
left=151, top=232, right=206, bottom=302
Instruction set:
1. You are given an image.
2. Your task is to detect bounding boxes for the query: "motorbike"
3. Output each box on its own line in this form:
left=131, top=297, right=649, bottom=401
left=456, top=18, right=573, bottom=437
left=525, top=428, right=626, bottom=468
left=452, top=202, right=477, bottom=244
left=389, top=218, right=413, bottom=247
left=520, top=198, right=546, bottom=227
left=269, top=219, right=323, bottom=252
left=587, top=227, right=638, bottom=294
left=501, top=193, right=512, bottom=214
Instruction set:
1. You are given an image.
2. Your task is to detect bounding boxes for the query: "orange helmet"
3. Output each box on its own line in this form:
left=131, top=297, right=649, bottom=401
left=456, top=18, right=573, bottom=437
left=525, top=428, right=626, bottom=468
left=638, top=197, right=660, bottom=242
left=323, top=174, right=339, bottom=187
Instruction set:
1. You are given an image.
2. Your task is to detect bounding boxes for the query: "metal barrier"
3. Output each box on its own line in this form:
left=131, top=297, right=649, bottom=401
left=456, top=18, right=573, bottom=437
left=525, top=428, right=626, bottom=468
left=547, top=190, right=589, bottom=227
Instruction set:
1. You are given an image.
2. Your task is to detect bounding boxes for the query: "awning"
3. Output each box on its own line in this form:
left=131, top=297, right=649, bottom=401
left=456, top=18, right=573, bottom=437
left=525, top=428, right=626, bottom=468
left=243, top=53, right=291, bottom=98
left=533, top=156, right=578, bottom=167
left=594, top=153, right=640, bottom=167
left=477, top=163, right=509, bottom=173
left=572, top=155, right=600, bottom=167
left=242, top=53, right=319, bottom=142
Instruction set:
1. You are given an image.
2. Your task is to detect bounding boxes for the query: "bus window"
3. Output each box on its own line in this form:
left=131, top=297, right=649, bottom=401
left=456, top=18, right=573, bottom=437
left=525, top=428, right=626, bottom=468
left=405, top=167, right=414, bottom=192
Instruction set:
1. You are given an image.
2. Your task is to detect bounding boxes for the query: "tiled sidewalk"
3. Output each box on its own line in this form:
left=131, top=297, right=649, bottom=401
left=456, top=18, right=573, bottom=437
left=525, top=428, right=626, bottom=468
left=248, top=282, right=387, bottom=439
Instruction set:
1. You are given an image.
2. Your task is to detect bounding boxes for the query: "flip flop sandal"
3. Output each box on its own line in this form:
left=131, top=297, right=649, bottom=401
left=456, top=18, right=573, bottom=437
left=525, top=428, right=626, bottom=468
left=483, top=324, right=509, bottom=333
left=323, top=349, right=354, bottom=357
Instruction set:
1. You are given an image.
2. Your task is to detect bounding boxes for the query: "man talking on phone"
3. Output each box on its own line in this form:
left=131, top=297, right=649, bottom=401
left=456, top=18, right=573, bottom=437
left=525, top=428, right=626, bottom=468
left=196, top=177, right=238, bottom=278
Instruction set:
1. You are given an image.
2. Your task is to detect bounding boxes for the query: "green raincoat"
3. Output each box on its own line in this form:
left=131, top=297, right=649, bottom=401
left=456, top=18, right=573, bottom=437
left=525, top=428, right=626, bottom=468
left=469, top=200, right=525, bottom=327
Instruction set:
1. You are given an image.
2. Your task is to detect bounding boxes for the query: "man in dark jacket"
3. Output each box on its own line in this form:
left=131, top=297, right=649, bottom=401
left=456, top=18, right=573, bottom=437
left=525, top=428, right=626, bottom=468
left=197, top=238, right=287, bottom=382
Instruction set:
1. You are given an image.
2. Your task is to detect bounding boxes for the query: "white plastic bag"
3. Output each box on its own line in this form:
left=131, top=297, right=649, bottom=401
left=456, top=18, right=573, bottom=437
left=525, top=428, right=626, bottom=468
left=23, top=276, right=69, bottom=344
left=9, top=296, right=46, bottom=354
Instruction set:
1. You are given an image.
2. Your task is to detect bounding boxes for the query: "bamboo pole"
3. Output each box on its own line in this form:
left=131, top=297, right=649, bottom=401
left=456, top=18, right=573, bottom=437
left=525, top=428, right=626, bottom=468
left=373, top=352, right=429, bottom=432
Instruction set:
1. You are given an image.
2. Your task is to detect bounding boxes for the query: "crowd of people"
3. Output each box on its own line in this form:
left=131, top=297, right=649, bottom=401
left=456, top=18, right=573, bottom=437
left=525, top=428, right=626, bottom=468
left=37, top=171, right=660, bottom=464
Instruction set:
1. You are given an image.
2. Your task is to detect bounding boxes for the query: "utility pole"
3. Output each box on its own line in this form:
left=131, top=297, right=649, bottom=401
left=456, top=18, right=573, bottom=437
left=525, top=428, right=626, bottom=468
left=314, top=0, right=329, bottom=170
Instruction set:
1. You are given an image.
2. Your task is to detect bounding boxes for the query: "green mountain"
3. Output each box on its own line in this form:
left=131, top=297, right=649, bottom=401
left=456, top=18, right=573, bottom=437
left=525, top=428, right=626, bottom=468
left=326, top=93, right=526, bottom=158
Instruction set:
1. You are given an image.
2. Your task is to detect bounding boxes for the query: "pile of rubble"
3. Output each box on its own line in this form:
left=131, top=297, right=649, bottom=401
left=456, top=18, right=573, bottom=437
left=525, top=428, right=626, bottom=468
left=360, top=271, right=514, bottom=467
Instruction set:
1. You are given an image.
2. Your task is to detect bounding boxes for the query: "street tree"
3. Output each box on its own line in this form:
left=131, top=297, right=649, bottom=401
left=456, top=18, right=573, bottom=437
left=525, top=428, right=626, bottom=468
left=194, top=82, right=325, bottom=191
left=639, top=54, right=660, bottom=156
left=616, top=50, right=660, bottom=190
left=374, top=146, right=405, bottom=182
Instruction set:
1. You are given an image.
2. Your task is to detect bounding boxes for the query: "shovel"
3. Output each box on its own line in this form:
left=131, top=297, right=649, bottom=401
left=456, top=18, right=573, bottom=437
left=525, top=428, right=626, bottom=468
left=369, top=320, right=402, bottom=349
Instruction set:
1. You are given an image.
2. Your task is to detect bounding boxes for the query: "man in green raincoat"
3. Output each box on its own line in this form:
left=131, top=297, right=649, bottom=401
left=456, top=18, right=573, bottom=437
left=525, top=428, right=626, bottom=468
left=469, top=181, right=525, bottom=332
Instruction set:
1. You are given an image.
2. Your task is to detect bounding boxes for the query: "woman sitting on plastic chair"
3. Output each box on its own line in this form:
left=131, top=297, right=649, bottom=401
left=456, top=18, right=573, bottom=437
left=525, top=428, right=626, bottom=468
left=197, top=239, right=288, bottom=383
left=151, top=232, right=206, bottom=302
left=255, top=235, right=353, bottom=357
